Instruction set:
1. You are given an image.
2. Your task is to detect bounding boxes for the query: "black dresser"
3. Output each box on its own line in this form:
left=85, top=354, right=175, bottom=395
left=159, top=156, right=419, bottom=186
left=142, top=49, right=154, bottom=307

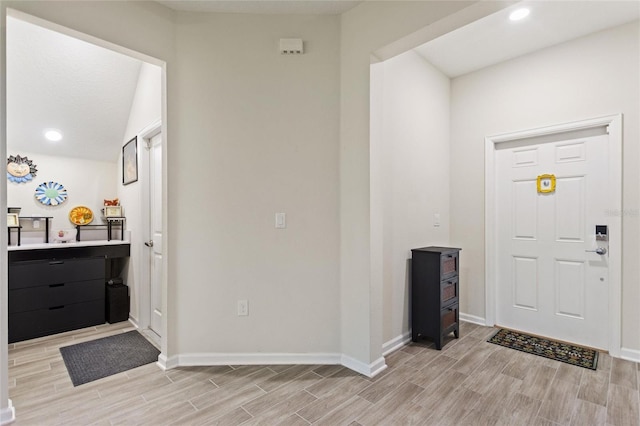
left=8, top=244, right=130, bottom=343
left=411, top=246, right=461, bottom=349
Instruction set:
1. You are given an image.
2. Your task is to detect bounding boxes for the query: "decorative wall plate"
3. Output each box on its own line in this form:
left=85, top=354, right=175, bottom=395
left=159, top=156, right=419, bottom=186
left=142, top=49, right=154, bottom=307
left=35, top=181, right=68, bottom=206
left=7, top=155, right=38, bottom=183
left=69, top=206, right=94, bottom=225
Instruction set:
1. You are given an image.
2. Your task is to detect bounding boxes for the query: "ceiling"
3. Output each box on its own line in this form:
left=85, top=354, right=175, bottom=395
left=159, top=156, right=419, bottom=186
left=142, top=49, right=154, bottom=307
left=7, top=16, right=143, bottom=163
left=158, top=0, right=362, bottom=15
left=6, top=1, right=639, bottom=163
left=414, top=0, right=640, bottom=78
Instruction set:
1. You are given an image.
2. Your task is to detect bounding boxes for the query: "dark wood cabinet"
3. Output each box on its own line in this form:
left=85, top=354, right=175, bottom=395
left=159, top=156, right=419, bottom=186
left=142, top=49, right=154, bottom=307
left=411, top=246, right=461, bottom=350
left=8, top=244, right=130, bottom=343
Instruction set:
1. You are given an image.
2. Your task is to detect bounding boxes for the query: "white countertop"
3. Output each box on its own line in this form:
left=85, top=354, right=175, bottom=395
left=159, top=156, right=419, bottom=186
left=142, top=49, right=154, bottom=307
left=8, top=240, right=130, bottom=251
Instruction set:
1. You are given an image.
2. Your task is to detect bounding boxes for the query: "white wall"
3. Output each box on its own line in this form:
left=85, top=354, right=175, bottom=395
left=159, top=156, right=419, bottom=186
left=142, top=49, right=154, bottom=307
left=450, top=21, right=640, bottom=351
left=123, top=63, right=161, bottom=140
left=6, top=150, right=117, bottom=238
left=340, top=0, right=494, bottom=368
left=171, top=12, right=341, bottom=355
left=371, top=50, right=450, bottom=346
left=118, top=62, right=162, bottom=325
left=0, top=5, right=10, bottom=422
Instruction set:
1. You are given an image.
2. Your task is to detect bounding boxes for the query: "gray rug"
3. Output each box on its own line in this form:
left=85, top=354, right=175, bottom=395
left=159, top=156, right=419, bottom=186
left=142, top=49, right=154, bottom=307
left=60, top=330, right=160, bottom=386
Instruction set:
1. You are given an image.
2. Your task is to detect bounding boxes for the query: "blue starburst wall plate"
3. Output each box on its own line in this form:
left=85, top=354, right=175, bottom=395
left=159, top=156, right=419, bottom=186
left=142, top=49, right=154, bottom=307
left=35, top=181, right=68, bottom=206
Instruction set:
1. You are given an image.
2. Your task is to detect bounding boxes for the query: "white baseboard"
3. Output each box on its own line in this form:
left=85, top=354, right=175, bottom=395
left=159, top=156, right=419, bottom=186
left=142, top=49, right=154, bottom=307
left=459, top=312, right=486, bottom=326
left=620, top=347, right=640, bottom=363
left=0, top=399, right=15, bottom=425
left=341, top=354, right=387, bottom=378
left=159, top=352, right=388, bottom=378
left=382, top=332, right=411, bottom=356
left=127, top=316, right=139, bottom=329
left=156, top=353, right=178, bottom=370
left=381, top=315, right=488, bottom=358
left=165, top=352, right=341, bottom=368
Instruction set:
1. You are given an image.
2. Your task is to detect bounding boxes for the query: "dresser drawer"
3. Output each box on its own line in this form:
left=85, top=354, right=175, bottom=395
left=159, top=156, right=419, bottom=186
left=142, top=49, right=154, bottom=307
left=440, top=251, right=459, bottom=279
left=9, top=299, right=105, bottom=343
left=441, top=304, right=458, bottom=331
left=441, top=277, right=459, bottom=307
left=9, top=258, right=104, bottom=289
left=9, top=279, right=104, bottom=314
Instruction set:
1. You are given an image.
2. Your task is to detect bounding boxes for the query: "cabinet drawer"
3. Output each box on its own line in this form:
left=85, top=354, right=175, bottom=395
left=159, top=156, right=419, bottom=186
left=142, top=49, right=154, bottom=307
left=441, top=277, right=459, bottom=307
left=440, top=251, right=459, bottom=279
left=8, top=299, right=105, bottom=343
left=441, top=304, right=458, bottom=331
left=9, top=258, right=104, bottom=289
left=9, top=279, right=104, bottom=314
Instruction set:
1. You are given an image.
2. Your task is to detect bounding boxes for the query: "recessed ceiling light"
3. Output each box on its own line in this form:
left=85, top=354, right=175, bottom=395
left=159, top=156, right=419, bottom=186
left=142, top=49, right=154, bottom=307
left=509, top=8, right=530, bottom=21
left=44, top=129, right=63, bottom=142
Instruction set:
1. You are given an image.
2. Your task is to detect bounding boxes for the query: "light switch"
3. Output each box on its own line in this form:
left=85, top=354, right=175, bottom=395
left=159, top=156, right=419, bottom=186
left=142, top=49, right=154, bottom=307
left=275, top=212, right=286, bottom=229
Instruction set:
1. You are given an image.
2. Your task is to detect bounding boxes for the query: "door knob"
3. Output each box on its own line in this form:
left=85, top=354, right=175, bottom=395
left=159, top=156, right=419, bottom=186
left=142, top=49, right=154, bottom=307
left=585, top=247, right=607, bottom=255
left=144, top=240, right=154, bottom=247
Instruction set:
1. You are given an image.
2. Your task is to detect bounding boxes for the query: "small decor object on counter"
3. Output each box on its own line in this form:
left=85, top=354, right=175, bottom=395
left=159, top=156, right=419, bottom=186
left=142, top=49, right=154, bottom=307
left=7, top=155, right=37, bottom=183
left=104, top=198, right=119, bottom=206
left=69, top=206, right=94, bottom=225
left=7, top=213, right=19, bottom=227
left=122, top=137, right=138, bottom=185
left=35, top=181, right=68, bottom=206
left=51, top=228, right=77, bottom=243
left=104, top=205, right=123, bottom=217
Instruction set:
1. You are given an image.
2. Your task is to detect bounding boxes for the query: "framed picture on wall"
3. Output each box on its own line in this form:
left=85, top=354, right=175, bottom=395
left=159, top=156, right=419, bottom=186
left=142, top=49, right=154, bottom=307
left=7, top=213, right=19, bottom=227
left=122, top=137, right=138, bottom=185
left=104, top=206, right=123, bottom=217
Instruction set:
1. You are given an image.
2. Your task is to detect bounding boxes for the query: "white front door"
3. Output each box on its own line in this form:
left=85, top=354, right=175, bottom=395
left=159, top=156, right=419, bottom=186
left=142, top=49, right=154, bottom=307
left=148, top=132, right=163, bottom=337
left=495, top=133, right=610, bottom=349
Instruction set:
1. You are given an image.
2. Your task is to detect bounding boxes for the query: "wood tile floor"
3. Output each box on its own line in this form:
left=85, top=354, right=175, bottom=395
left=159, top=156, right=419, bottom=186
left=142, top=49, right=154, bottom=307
left=7, top=321, right=640, bottom=425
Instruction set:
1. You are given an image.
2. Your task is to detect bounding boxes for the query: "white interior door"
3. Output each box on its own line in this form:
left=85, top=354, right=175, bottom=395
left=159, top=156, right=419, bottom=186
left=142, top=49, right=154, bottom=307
left=148, top=132, right=163, bottom=337
left=496, top=133, right=609, bottom=349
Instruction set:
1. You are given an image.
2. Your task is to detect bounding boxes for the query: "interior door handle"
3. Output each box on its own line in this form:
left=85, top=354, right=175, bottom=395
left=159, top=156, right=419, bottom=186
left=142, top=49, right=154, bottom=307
left=145, top=240, right=154, bottom=247
left=585, top=247, right=607, bottom=255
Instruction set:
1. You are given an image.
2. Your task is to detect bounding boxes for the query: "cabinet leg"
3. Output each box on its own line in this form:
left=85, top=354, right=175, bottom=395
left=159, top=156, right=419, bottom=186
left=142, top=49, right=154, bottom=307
left=454, top=328, right=459, bottom=338
left=435, top=338, right=442, bottom=350
left=412, top=332, right=419, bottom=343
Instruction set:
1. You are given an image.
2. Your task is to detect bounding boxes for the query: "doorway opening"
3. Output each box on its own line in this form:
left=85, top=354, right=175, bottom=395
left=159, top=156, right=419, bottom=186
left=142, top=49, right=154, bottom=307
left=3, top=9, right=168, bottom=359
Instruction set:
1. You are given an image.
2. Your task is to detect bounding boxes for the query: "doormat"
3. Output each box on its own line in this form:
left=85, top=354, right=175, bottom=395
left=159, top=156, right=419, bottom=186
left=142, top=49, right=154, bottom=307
left=487, top=328, right=598, bottom=370
left=60, top=330, right=160, bottom=386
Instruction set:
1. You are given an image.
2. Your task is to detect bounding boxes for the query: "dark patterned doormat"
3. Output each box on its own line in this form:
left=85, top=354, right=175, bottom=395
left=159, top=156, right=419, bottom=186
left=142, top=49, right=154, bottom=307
left=487, top=328, right=598, bottom=370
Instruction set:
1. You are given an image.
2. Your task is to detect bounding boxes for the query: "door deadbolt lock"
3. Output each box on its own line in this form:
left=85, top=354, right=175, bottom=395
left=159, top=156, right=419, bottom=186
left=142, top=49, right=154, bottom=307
left=144, top=240, right=154, bottom=247
left=595, top=225, right=608, bottom=241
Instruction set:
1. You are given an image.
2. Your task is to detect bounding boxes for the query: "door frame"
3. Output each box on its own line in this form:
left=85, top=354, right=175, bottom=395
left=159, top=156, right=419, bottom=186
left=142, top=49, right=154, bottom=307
left=485, top=114, right=622, bottom=357
left=138, top=120, right=162, bottom=340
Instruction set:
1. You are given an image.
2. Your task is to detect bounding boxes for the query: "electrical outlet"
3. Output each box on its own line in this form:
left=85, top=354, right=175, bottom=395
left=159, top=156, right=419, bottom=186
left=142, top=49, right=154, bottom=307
left=237, top=300, right=248, bottom=316
left=33, top=220, right=40, bottom=229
